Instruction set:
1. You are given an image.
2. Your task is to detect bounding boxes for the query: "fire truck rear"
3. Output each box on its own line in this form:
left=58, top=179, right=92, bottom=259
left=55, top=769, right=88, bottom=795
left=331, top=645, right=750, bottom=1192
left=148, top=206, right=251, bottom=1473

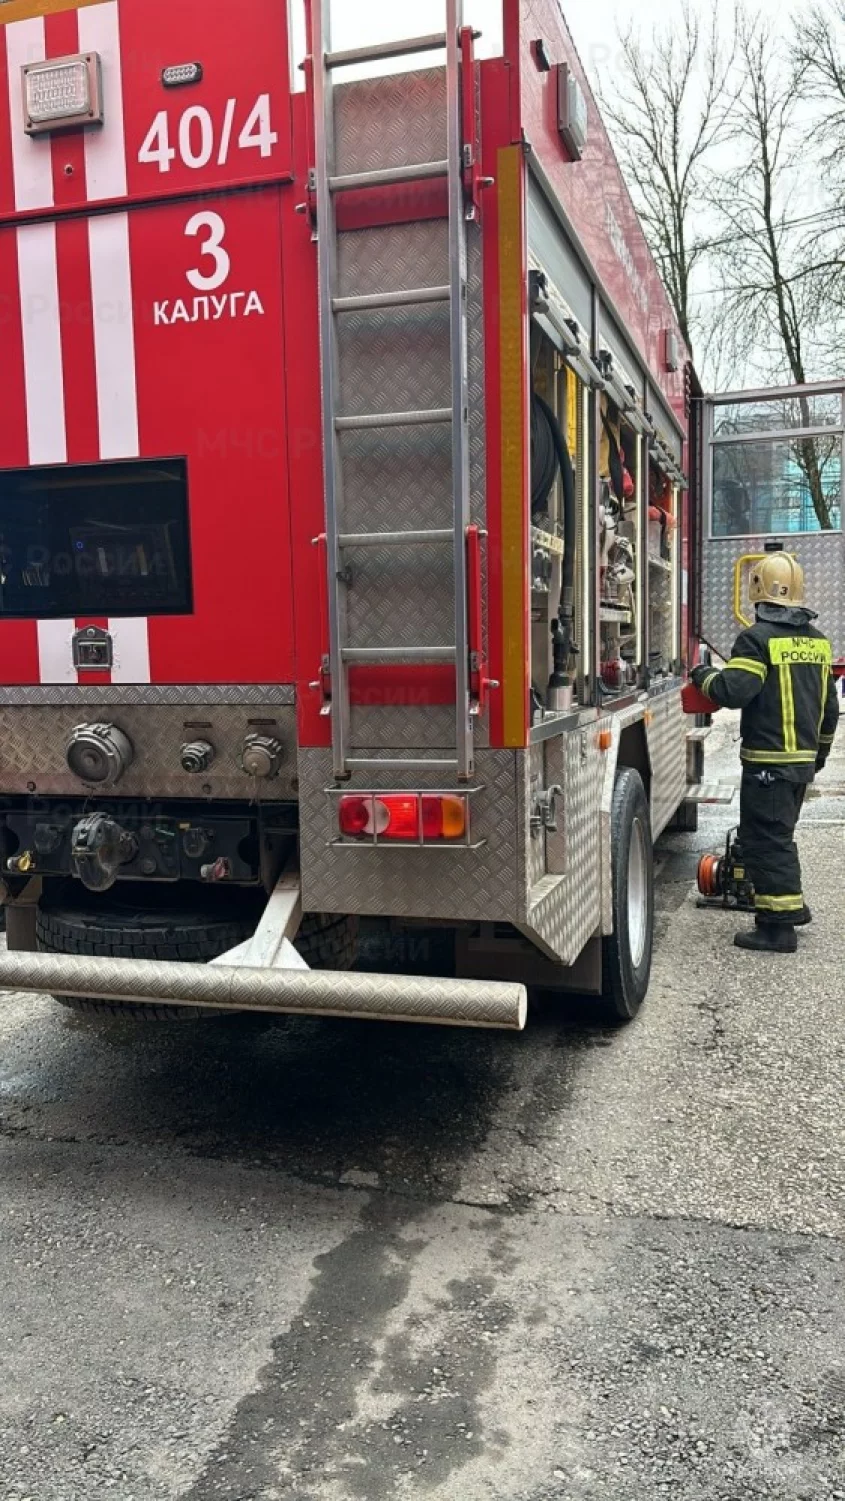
left=0, top=0, right=702, bottom=1029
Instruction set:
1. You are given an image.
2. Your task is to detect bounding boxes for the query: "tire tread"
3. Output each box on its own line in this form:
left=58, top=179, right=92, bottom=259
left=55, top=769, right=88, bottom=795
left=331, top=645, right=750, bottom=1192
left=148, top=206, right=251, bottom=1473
left=600, top=767, right=655, bottom=1024
left=36, top=895, right=359, bottom=1020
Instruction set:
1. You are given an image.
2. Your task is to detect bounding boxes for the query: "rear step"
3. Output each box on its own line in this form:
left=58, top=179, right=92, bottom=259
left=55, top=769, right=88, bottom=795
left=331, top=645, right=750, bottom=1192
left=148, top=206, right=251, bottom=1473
left=684, top=782, right=738, bottom=805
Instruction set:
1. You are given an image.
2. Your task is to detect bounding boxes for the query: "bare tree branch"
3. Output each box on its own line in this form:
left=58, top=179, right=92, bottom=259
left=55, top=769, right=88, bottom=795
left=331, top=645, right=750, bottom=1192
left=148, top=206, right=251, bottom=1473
left=717, top=7, right=833, bottom=524
left=598, top=0, right=736, bottom=353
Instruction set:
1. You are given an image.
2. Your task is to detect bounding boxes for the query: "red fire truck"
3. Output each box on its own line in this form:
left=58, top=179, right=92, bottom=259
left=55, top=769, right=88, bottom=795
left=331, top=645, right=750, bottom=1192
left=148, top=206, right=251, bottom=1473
left=0, top=0, right=714, bottom=1029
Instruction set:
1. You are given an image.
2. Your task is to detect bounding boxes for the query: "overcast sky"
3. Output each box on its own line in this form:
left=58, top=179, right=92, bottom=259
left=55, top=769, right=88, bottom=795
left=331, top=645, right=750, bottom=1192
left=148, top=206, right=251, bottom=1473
left=564, top=0, right=791, bottom=81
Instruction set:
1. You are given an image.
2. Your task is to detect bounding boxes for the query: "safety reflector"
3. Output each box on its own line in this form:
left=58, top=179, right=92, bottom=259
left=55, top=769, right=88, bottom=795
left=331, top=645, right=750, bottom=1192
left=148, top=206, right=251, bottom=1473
left=23, top=53, right=103, bottom=135
left=338, top=793, right=468, bottom=844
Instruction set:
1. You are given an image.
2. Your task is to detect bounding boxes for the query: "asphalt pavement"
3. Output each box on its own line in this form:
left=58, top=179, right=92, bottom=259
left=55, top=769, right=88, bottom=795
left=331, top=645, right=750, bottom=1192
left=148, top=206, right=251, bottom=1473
left=0, top=712, right=843, bottom=1501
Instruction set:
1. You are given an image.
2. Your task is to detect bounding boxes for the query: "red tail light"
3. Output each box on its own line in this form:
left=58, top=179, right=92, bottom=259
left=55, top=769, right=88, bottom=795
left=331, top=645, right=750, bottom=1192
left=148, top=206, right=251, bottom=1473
left=378, top=795, right=421, bottom=841
left=421, top=796, right=442, bottom=840
left=338, top=793, right=468, bottom=843
left=337, top=795, right=374, bottom=837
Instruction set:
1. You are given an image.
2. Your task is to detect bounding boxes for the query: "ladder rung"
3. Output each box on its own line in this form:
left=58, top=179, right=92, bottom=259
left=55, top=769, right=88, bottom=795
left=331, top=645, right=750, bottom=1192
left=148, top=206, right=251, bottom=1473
left=336, top=408, right=452, bottom=432
left=346, top=758, right=459, bottom=772
left=329, top=160, right=448, bottom=193
left=325, top=32, right=447, bottom=69
left=333, top=285, right=451, bottom=314
left=342, top=647, right=456, bottom=664
left=312, top=0, right=473, bottom=785
left=339, top=529, right=453, bottom=548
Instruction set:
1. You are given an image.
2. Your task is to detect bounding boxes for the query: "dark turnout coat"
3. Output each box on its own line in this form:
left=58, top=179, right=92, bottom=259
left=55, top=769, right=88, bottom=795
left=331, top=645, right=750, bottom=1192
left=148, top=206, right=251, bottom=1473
left=698, top=604, right=839, bottom=782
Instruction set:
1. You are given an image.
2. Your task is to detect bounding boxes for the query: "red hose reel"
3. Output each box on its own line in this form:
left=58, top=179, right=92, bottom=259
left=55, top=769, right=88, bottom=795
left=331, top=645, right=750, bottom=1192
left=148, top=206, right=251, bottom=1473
left=696, top=830, right=755, bottom=911
left=697, top=851, right=724, bottom=898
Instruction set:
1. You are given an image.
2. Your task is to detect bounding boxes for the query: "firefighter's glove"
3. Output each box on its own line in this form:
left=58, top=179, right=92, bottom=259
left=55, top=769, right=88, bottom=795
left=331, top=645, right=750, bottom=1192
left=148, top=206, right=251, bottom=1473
left=691, top=664, right=715, bottom=694
left=815, top=754, right=828, bottom=774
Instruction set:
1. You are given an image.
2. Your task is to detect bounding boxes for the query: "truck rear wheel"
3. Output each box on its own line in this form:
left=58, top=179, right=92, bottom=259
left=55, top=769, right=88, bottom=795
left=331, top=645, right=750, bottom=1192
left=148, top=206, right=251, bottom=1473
left=35, top=887, right=359, bottom=1020
left=36, top=886, right=261, bottom=1020
left=294, top=912, right=359, bottom=970
left=600, top=767, right=655, bottom=1024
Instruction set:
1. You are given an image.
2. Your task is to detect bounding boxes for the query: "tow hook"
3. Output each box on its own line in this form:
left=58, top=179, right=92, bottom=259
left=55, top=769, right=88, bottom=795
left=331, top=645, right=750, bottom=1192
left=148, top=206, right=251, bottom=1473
left=71, top=813, right=138, bottom=893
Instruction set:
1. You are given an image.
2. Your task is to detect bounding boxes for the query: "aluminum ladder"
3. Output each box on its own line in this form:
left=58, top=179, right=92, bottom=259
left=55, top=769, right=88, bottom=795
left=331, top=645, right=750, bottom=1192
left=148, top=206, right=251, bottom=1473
left=310, top=0, right=475, bottom=781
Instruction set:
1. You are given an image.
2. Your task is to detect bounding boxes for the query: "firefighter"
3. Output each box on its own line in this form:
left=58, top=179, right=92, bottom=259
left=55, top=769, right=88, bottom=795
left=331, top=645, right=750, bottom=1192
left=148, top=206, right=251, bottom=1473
left=692, top=554, right=838, bottom=953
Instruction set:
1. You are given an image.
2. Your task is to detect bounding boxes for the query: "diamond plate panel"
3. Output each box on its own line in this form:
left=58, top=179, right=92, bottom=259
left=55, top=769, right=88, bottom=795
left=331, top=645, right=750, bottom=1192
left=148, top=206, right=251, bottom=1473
left=521, top=725, right=606, bottom=965
left=0, top=705, right=297, bottom=801
left=646, top=686, right=687, bottom=839
left=334, top=68, right=447, bottom=178
left=0, top=685, right=295, bottom=707
left=340, top=428, right=453, bottom=533
left=300, top=726, right=610, bottom=968
left=350, top=706, right=458, bottom=750
left=338, top=305, right=451, bottom=419
left=0, top=951, right=525, bottom=1030
left=702, top=533, right=845, bottom=661
left=327, top=100, right=489, bottom=753
left=299, top=747, right=523, bottom=925
left=302, top=698, right=687, bottom=969
left=344, top=543, right=455, bottom=654
left=337, top=219, right=449, bottom=302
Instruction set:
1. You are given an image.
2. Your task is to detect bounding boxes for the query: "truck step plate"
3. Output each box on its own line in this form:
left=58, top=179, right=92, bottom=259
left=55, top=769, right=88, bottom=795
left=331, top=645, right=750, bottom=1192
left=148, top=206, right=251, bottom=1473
left=685, top=782, right=737, bottom=805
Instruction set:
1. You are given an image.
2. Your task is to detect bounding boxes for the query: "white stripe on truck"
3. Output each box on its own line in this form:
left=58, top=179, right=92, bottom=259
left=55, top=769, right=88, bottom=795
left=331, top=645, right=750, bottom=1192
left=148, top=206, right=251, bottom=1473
left=17, top=221, right=65, bottom=464
left=78, top=1, right=127, bottom=201
left=6, top=17, right=52, bottom=212
left=108, top=618, right=151, bottom=683
left=17, top=217, right=77, bottom=685
left=81, top=4, right=149, bottom=681
left=37, top=620, right=78, bottom=685
left=89, top=213, right=149, bottom=682
left=88, top=212, right=139, bottom=460
left=13, top=3, right=149, bottom=685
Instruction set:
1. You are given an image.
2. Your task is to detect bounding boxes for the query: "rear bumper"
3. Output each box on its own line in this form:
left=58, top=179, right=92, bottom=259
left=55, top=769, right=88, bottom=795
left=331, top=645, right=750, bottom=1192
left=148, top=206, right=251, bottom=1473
left=0, top=951, right=527, bottom=1031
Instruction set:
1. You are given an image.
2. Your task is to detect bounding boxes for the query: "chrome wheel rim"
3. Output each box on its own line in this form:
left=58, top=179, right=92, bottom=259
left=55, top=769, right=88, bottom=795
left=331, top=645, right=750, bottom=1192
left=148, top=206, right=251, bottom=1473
left=627, top=817, right=648, bottom=969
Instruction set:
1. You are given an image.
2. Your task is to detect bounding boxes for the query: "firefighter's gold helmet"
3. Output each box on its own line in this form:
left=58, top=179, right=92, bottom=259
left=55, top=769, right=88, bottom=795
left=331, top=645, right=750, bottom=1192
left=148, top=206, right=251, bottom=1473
left=748, top=553, right=805, bottom=609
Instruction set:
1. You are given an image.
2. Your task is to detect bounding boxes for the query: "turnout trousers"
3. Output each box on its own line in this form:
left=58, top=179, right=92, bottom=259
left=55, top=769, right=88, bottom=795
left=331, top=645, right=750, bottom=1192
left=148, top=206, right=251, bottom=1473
left=738, top=769, right=807, bottom=924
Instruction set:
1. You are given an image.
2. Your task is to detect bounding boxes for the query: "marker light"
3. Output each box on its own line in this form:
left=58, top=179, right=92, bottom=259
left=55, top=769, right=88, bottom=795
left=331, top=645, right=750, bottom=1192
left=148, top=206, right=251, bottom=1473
left=162, top=62, right=204, bottom=88
left=430, top=795, right=467, bottom=840
left=23, top=53, right=103, bottom=135
left=338, top=793, right=468, bottom=844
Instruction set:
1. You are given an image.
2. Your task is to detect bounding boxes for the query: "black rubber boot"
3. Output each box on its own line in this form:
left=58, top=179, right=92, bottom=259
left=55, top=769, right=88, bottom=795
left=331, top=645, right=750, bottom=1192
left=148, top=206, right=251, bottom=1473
left=734, top=925, right=798, bottom=953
